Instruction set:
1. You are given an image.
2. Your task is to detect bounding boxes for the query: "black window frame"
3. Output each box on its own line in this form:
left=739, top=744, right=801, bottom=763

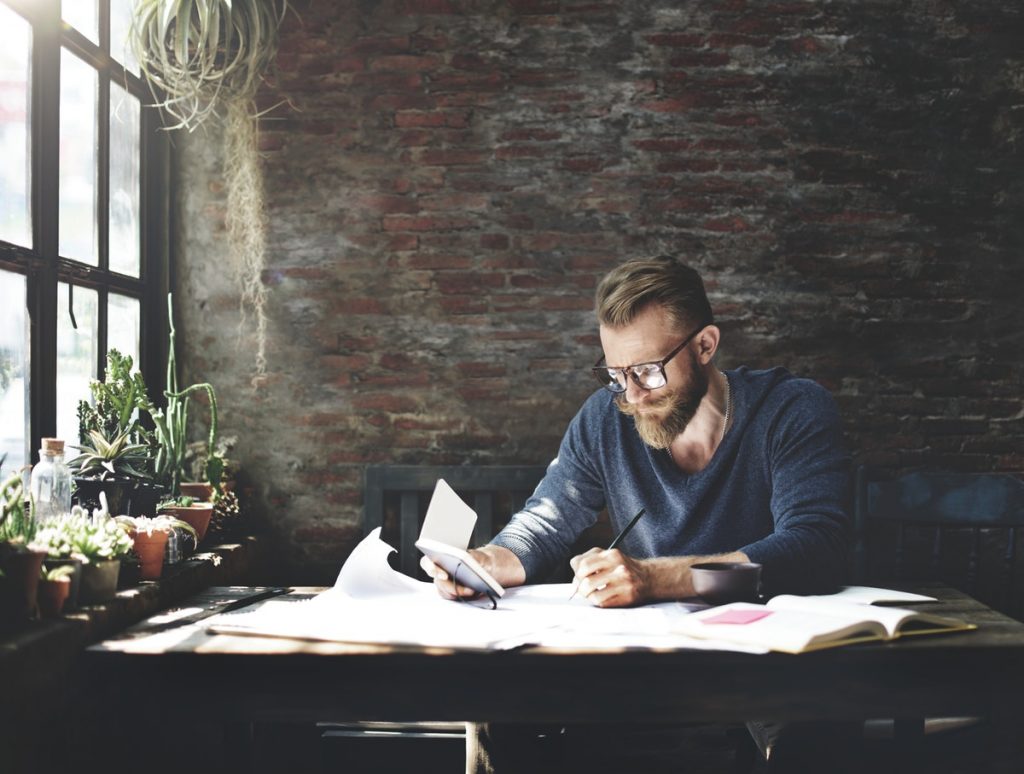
left=0, top=0, right=169, bottom=472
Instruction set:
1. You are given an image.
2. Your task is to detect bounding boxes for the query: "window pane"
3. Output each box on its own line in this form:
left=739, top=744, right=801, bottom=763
left=0, top=5, right=31, bottom=248
left=109, top=82, right=140, bottom=276
left=0, top=270, right=28, bottom=478
left=62, top=0, right=98, bottom=44
left=110, top=0, right=139, bottom=75
left=108, top=292, right=140, bottom=365
left=59, top=49, right=98, bottom=265
left=57, top=283, right=97, bottom=446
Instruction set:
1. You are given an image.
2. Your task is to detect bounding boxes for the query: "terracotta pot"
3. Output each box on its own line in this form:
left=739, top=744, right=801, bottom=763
left=44, top=557, right=83, bottom=611
left=160, top=503, right=214, bottom=543
left=131, top=529, right=170, bottom=580
left=37, top=577, right=71, bottom=617
left=179, top=482, right=215, bottom=502
left=79, top=559, right=121, bottom=604
left=0, top=547, right=47, bottom=629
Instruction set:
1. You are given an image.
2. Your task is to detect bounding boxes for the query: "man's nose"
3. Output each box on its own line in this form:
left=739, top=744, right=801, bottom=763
left=623, top=375, right=647, bottom=404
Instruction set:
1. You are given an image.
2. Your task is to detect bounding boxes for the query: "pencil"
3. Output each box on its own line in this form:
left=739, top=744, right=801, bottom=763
left=569, top=507, right=646, bottom=600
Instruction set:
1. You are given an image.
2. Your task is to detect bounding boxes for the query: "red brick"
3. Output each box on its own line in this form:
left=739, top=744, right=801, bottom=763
left=645, top=33, right=704, bottom=47
left=440, top=297, right=488, bottom=314
left=416, top=149, right=488, bottom=166
left=337, top=298, right=388, bottom=314
left=500, top=128, right=563, bottom=142
left=561, top=156, right=607, bottom=173
left=435, top=272, right=505, bottom=294
left=355, top=194, right=419, bottom=214
left=632, top=138, right=694, bottom=152
left=419, top=193, right=490, bottom=211
left=348, top=35, right=411, bottom=56
left=382, top=215, right=475, bottom=231
left=351, top=72, right=423, bottom=91
left=370, top=54, right=443, bottom=71
left=456, top=362, right=507, bottom=377
left=351, top=394, right=421, bottom=412
left=404, top=253, right=474, bottom=269
left=496, top=145, right=548, bottom=159
left=396, top=0, right=458, bottom=14
left=395, top=111, right=447, bottom=127
left=509, top=0, right=559, bottom=13
left=480, top=233, right=510, bottom=249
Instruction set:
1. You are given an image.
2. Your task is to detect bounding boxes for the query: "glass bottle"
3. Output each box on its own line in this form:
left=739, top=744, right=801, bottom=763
left=30, top=437, right=72, bottom=525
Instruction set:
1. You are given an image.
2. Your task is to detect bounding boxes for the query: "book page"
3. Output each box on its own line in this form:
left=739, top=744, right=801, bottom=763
left=676, top=602, right=889, bottom=653
left=768, top=595, right=911, bottom=638
left=808, top=586, right=938, bottom=605
left=767, top=596, right=955, bottom=639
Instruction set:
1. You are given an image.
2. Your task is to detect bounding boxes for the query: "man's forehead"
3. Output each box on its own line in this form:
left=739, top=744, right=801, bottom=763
left=600, top=319, right=682, bottom=363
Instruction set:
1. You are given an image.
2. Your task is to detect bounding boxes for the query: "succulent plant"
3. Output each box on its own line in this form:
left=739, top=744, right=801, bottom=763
left=69, top=429, right=153, bottom=481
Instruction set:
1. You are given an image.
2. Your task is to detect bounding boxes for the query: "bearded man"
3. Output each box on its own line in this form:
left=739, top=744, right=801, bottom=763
left=423, top=255, right=851, bottom=772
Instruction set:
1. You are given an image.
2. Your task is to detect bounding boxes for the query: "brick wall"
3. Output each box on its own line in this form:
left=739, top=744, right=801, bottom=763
left=173, top=0, right=1024, bottom=583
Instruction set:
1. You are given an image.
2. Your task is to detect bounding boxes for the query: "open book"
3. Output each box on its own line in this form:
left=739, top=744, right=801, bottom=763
left=414, top=479, right=505, bottom=599
left=674, top=593, right=975, bottom=654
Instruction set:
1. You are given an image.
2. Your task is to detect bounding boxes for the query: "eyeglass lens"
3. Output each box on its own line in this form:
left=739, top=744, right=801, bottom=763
left=599, top=363, right=668, bottom=393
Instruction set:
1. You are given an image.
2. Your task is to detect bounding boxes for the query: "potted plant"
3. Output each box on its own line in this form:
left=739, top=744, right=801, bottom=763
left=69, top=429, right=160, bottom=518
left=130, top=1, right=289, bottom=379
left=37, top=564, right=75, bottom=617
left=33, top=519, right=87, bottom=612
left=114, top=514, right=198, bottom=580
left=157, top=495, right=215, bottom=545
left=0, top=471, right=47, bottom=629
left=74, top=349, right=164, bottom=516
left=61, top=503, right=135, bottom=604
left=144, top=294, right=225, bottom=503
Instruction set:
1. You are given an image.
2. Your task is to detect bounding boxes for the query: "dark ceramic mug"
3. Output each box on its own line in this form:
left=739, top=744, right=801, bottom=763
left=690, top=561, right=763, bottom=605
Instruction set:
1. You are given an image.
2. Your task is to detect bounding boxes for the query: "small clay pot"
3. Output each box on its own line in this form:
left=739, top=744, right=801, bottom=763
left=132, top=529, right=171, bottom=581
left=37, top=577, right=71, bottom=617
left=159, top=504, right=215, bottom=543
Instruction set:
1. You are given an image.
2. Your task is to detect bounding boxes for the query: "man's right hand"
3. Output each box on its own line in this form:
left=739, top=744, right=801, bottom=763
left=420, top=544, right=526, bottom=600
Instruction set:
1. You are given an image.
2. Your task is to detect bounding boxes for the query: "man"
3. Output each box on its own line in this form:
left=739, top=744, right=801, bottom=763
left=423, top=255, right=851, bottom=771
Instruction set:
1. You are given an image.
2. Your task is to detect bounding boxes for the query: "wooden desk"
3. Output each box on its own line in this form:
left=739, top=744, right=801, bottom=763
left=85, top=583, right=1024, bottom=772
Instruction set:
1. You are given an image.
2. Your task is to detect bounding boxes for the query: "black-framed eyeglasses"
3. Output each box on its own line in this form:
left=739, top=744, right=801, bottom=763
left=591, top=321, right=709, bottom=394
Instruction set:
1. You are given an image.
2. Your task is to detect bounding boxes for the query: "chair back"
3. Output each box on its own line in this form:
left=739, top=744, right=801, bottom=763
left=363, top=465, right=548, bottom=578
left=854, top=466, right=1024, bottom=618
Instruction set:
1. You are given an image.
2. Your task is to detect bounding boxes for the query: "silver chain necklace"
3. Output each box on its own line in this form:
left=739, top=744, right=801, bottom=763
left=668, top=374, right=731, bottom=466
left=722, top=374, right=732, bottom=440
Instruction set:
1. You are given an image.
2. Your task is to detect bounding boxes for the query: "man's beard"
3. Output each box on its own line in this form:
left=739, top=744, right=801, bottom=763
left=616, top=359, right=709, bottom=450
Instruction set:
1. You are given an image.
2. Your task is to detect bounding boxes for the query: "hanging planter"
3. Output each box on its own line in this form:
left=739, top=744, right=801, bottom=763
left=130, top=0, right=290, bottom=380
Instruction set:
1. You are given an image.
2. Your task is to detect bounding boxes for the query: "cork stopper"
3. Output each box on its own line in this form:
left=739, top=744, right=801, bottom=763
left=41, top=438, right=64, bottom=454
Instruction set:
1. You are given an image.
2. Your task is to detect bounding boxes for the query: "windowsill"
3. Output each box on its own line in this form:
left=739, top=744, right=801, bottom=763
left=0, top=534, right=269, bottom=679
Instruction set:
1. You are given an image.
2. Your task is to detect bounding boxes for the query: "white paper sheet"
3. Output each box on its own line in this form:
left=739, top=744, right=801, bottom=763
left=207, top=528, right=760, bottom=652
left=419, top=478, right=477, bottom=549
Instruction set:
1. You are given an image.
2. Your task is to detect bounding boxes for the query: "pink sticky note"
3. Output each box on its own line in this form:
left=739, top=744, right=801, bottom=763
left=702, top=608, right=773, bottom=625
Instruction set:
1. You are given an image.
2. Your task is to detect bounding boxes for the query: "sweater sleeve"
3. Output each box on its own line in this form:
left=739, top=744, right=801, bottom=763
left=740, top=381, right=852, bottom=595
left=490, top=396, right=608, bottom=582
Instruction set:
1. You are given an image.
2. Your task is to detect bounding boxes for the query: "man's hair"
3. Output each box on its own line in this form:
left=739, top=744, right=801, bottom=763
left=595, top=255, right=714, bottom=331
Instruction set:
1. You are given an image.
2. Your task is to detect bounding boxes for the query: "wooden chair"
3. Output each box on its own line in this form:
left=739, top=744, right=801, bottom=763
left=853, top=466, right=1024, bottom=620
left=363, top=464, right=550, bottom=579
left=842, top=466, right=1024, bottom=771
left=320, top=464, right=549, bottom=772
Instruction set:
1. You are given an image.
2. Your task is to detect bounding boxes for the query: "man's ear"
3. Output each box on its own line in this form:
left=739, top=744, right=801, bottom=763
left=695, top=325, right=720, bottom=364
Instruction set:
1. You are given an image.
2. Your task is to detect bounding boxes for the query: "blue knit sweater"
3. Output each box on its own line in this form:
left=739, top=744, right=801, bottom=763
left=491, top=367, right=851, bottom=596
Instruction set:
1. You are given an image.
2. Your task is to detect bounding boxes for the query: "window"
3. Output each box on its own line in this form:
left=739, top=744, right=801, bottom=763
left=0, top=0, right=168, bottom=481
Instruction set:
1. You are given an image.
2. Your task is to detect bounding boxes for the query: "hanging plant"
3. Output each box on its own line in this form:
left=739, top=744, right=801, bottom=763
left=130, top=0, right=289, bottom=379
